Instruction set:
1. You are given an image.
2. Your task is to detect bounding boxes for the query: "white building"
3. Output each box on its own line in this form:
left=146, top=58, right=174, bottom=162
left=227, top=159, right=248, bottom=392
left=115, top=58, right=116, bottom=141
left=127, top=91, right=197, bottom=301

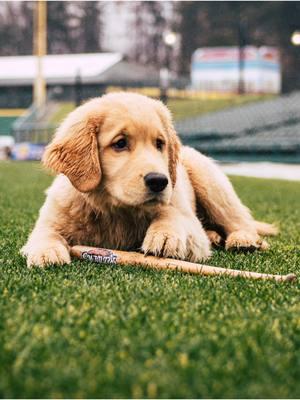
left=191, top=46, right=281, bottom=94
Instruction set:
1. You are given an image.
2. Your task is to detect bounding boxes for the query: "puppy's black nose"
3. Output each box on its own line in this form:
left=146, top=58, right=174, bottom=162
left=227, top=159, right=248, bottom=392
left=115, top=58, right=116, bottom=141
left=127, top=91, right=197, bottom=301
left=144, top=173, right=168, bottom=193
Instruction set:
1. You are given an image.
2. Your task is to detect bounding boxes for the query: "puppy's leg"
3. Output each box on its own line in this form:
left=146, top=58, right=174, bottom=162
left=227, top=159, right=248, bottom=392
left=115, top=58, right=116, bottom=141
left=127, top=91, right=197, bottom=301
left=182, top=147, right=268, bottom=251
left=142, top=207, right=211, bottom=262
left=21, top=199, right=71, bottom=268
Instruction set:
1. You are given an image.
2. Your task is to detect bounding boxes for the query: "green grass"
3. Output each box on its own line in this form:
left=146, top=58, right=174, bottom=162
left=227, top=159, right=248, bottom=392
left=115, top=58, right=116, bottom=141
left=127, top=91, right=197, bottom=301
left=50, top=95, right=275, bottom=126
left=49, top=102, right=76, bottom=125
left=168, top=94, right=275, bottom=121
left=0, top=161, right=299, bottom=398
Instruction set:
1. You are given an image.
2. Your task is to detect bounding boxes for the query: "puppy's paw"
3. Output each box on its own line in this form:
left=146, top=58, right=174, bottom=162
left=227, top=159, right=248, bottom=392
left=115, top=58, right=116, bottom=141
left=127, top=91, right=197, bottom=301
left=142, top=222, right=211, bottom=262
left=21, top=241, right=71, bottom=268
left=142, top=228, right=187, bottom=260
left=225, top=230, right=268, bottom=252
left=186, top=232, right=211, bottom=262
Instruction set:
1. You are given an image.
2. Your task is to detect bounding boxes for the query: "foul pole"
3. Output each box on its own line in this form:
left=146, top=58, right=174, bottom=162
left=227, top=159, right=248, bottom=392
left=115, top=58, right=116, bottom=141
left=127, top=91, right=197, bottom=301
left=33, top=0, right=47, bottom=109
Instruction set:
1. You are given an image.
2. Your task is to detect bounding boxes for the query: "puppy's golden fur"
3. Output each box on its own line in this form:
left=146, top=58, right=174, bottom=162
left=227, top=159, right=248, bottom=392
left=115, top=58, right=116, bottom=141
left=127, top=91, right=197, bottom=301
left=21, top=92, right=277, bottom=267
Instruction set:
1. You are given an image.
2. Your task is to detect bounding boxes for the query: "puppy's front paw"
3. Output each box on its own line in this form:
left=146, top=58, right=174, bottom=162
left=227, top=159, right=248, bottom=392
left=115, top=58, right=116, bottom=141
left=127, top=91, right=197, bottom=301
left=142, top=223, right=211, bottom=262
left=225, top=230, right=268, bottom=252
left=21, top=241, right=71, bottom=268
left=142, top=228, right=187, bottom=260
left=186, top=233, right=211, bottom=262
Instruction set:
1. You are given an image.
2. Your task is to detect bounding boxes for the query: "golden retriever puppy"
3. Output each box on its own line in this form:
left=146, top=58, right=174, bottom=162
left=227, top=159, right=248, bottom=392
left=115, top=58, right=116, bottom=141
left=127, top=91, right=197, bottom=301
left=21, top=92, right=277, bottom=267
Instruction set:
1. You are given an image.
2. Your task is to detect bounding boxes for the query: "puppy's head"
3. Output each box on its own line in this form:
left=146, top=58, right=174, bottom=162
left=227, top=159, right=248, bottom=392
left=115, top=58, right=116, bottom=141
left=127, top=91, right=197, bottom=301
left=43, top=92, right=180, bottom=207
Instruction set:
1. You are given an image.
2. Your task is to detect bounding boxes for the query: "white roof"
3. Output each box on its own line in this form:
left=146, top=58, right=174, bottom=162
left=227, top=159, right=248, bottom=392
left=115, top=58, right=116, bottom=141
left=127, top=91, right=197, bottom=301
left=0, top=52, right=122, bottom=81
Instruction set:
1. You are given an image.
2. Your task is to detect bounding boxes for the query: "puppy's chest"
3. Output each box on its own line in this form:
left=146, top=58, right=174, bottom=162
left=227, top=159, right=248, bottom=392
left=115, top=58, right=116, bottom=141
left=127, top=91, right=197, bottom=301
left=64, top=207, right=152, bottom=250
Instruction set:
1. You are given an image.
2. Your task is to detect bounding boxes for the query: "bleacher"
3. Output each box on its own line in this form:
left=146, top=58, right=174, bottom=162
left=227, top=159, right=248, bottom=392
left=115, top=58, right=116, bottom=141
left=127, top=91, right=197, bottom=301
left=176, top=92, right=300, bottom=162
left=11, top=104, right=57, bottom=144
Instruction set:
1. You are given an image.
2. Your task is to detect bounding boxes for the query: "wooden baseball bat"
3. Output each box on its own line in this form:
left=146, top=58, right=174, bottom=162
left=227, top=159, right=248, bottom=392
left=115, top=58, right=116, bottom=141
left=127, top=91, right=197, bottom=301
left=70, top=245, right=296, bottom=283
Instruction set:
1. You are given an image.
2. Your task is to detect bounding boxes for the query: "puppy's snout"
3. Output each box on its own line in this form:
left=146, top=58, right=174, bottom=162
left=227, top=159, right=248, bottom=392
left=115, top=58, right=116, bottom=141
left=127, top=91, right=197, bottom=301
left=144, top=173, right=168, bottom=193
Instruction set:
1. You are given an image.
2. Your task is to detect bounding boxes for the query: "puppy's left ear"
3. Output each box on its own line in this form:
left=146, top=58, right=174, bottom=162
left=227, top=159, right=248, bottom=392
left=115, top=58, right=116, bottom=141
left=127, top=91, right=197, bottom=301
left=155, top=101, right=181, bottom=187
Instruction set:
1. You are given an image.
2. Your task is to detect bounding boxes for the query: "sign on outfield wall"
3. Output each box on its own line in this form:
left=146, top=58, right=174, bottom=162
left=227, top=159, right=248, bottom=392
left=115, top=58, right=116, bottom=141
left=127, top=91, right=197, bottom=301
left=12, top=142, right=45, bottom=161
left=191, top=46, right=281, bottom=93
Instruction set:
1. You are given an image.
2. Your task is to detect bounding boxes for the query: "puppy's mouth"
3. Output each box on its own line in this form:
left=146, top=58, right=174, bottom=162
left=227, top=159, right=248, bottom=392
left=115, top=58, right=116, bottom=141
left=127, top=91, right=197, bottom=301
left=143, top=194, right=165, bottom=205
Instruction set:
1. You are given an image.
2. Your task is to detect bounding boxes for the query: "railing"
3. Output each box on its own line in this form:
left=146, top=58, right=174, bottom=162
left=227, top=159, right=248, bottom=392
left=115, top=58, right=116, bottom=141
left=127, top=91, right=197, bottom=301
left=12, top=123, right=56, bottom=144
left=11, top=103, right=57, bottom=143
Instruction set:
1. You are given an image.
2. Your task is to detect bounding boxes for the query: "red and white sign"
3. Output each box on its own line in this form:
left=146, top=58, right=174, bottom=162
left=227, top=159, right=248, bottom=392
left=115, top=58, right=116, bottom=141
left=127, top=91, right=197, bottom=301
left=194, top=46, right=258, bottom=62
left=191, top=46, right=281, bottom=93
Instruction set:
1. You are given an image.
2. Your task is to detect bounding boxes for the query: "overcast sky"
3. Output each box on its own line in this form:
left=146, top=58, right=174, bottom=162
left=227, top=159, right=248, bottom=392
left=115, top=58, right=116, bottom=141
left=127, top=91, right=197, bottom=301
left=101, top=2, right=174, bottom=54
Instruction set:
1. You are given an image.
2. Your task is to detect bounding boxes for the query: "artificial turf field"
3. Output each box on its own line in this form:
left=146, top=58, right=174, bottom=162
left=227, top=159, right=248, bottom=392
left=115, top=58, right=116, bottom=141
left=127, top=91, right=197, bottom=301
left=0, top=161, right=299, bottom=399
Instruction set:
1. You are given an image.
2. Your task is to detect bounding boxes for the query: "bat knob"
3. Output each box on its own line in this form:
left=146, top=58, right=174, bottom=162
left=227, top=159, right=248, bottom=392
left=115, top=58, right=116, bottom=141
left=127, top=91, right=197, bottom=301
left=285, top=273, right=297, bottom=282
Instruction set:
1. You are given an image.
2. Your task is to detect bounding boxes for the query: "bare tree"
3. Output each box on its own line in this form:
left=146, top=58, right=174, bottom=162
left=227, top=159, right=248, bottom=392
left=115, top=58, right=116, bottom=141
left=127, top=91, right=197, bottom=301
left=47, top=1, right=74, bottom=54
left=130, top=1, right=169, bottom=67
left=71, top=1, right=102, bottom=53
left=0, top=1, right=102, bottom=56
left=0, top=1, right=33, bottom=56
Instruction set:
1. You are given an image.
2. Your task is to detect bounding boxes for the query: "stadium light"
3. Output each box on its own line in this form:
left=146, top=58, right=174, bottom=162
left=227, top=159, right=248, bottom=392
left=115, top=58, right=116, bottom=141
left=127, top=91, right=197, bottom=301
left=291, top=31, right=300, bottom=46
left=163, top=31, right=177, bottom=47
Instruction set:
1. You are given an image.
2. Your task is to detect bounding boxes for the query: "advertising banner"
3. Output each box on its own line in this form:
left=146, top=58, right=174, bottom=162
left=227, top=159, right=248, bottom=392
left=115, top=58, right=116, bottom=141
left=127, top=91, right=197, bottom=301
left=12, top=142, right=45, bottom=161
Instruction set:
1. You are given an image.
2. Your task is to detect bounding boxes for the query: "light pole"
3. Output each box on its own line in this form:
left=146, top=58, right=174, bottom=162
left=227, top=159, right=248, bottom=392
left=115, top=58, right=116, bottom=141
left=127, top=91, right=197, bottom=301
left=237, top=20, right=247, bottom=95
left=75, top=70, right=82, bottom=107
left=160, top=31, right=177, bottom=103
left=289, top=30, right=300, bottom=93
left=33, top=0, right=47, bottom=110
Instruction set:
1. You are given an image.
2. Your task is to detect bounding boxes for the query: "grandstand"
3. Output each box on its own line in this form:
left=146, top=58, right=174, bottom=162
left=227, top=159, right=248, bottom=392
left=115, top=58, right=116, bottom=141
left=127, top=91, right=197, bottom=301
left=176, top=91, right=300, bottom=162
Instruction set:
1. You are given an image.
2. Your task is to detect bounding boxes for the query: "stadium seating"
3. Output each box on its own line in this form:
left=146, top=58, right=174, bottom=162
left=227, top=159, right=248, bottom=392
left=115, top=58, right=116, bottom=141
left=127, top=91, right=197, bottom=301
left=176, top=92, right=300, bottom=161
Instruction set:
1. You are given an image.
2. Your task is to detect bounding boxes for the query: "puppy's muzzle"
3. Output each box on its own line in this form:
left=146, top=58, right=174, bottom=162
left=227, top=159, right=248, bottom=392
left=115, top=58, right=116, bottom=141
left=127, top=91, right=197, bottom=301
left=144, top=173, right=168, bottom=193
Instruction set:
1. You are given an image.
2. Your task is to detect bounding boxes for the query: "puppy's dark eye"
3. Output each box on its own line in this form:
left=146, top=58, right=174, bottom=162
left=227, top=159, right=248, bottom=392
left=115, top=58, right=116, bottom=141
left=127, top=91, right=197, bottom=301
left=112, top=138, right=128, bottom=151
left=156, top=138, right=164, bottom=151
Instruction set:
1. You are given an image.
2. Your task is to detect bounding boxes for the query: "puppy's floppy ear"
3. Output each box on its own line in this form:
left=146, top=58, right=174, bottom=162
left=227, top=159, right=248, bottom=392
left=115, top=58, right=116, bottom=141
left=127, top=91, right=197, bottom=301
left=155, top=101, right=181, bottom=187
left=43, top=111, right=102, bottom=193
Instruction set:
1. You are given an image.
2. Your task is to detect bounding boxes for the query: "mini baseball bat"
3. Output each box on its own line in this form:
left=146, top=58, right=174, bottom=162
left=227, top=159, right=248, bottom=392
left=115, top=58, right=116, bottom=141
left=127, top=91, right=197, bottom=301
left=70, top=245, right=297, bottom=283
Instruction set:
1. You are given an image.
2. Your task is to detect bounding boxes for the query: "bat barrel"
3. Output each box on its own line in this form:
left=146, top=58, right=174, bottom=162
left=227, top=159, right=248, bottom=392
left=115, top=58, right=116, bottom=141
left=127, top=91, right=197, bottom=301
left=70, top=245, right=297, bottom=283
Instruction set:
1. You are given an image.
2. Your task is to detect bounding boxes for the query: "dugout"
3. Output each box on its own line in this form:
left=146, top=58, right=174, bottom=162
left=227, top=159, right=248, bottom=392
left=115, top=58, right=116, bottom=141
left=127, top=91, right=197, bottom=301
left=0, top=53, right=161, bottom=108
